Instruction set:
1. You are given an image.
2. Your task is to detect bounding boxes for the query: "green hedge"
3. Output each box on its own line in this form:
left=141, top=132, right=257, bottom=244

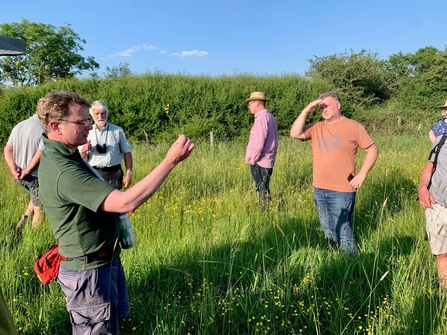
left=0, top=72, right=437, bottom=144
left=0, top=73, right=332, bottom=144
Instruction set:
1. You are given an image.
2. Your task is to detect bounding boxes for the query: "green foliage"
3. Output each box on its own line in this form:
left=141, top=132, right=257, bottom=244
left=306, top=49, right=391, bottom=113
left=0, top=60, right=444, bottom=146
left=383, top=46, right=441, bottom=91
left=0, top=19, right=99, bottom=86
left=0, top=73, right=332, bottom=144
left=103, top=62, right=133, bottom=79
left=383, top=46, right=447, bottom=110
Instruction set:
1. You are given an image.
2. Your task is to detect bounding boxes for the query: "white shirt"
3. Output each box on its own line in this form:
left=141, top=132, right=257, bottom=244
left=81, top=123, right=132, bottom=168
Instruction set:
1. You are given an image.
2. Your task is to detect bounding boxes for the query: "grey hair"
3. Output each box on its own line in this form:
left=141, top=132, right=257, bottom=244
left=318, top=91, right=341, bottom=103
left=89, top=100, right=109, bottom=115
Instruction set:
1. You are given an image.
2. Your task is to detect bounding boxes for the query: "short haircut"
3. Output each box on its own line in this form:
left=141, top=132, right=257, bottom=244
left=37, top=90, right=90, bottom=133
left=89, top=100, right=109, bottom=116
left=318, top=91, right=341, bottom=103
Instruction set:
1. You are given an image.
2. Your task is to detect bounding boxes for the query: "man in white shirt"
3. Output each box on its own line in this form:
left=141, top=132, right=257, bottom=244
left=80, top=101, right=133, bottom=189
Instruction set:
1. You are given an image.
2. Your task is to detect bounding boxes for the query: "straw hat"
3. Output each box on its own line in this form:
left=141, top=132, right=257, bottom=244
left=439, top=100, right=447, bottom=109
left=245, top=91, right=269, bottom=103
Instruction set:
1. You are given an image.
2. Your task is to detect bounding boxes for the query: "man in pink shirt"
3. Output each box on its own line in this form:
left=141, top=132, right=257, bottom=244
left=245, top=92, right=278, bottom=204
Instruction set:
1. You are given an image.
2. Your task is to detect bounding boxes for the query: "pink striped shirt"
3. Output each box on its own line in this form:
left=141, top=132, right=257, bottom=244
left=245, top=109, right=278, bottom=168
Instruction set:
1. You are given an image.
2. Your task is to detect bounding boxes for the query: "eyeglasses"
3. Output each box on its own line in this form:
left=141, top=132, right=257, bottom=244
left=58, top=118, right=92, bottom=126
left=248, top=101, right=257, bottom=106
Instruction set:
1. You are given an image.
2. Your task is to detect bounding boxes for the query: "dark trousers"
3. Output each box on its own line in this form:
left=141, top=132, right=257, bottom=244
left=250, top=164, right=273, bottom=202
left=94, top=165, right=123, bottom=190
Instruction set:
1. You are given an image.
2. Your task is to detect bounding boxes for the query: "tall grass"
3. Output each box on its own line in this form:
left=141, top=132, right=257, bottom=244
left=1, top=133, right=444, bottom=334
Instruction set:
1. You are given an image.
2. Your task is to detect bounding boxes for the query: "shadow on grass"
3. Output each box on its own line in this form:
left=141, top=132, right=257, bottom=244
left=354, top=169, right=418, bottom=241
left=121, top=211, right=424, bottom=335
left=119, top=166, right=432, bottom=334
left=405, top=289, right=446, bottom=335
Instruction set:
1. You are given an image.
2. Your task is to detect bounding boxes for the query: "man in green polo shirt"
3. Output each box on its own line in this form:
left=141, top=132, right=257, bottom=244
left=37, top=90, right=194, bottom=335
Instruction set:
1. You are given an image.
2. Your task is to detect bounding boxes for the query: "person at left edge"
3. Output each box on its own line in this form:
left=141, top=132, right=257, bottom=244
left=4, top=113, right=44, bottom=231
left=37, top=90, right=194, bottom=335
left=245, top=91, right=278, bottom=203
left=79, top=100, right=133, bottom=189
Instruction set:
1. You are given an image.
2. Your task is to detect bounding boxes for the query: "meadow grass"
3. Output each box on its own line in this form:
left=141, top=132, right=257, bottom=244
left=1, top=133, right=446, bottom=334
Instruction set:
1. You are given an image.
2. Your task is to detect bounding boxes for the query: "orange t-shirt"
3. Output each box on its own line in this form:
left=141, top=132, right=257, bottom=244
left=303, top=116, right=374, bottom=192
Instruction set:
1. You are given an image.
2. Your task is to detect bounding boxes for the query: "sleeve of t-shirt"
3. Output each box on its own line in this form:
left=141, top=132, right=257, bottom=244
left=38, top=135, right=45, bottom=150
left=118, top=128, right=132, bottom=153
left=6, top=127, right=17, bottom=146
left=57, top=167, right=116, bottom=212
left=302, top=122, right=316, bottom=141
left=355, top=123, right=375, bottom=149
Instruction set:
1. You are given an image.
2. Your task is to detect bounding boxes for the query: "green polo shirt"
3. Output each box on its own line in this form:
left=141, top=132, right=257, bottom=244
left=39, top=135, right=121, bottom=270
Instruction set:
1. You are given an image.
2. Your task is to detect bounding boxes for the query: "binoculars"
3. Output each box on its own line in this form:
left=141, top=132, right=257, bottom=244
left=96, top=143, right=107, bottom=154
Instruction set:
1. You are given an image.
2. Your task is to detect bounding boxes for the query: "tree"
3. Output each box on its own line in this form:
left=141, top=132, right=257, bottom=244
left=104, top=62, right=133, bottom=79
left=0, top=19, right=99, bottom=86
left=306, top=49, right=391, bottom=109
left=382, top=46, right=441, bottom=92
left=383, top=46, right=447, bottom=110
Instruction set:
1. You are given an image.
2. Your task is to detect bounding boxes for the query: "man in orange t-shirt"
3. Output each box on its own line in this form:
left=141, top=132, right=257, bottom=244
left=290, top=92, right=379, bottom=254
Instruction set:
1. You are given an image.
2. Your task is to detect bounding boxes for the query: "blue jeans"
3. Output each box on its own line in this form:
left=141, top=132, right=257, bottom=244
left=250, top=164, right=273, bottom=202
left=313, top=187, right=359, bottom=255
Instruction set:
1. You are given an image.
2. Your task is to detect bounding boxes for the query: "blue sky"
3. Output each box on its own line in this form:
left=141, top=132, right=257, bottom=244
left=2, top=0, right=447, bottom=77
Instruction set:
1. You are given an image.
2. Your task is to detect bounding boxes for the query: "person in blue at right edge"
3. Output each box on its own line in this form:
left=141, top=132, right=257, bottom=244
left=429, top=100, right=447, bottom=143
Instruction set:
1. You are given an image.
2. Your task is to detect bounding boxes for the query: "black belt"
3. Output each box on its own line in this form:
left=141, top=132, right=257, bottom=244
left=65, top=248, right=115, bottom=264
left=93, top=164, right=121, bottom=172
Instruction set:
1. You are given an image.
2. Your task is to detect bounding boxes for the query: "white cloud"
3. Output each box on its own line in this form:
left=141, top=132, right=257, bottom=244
left=170, top=49, right=209, bottom=58
left=108, top=44, right=160, bottom=58
left=142, top=44, right=159, bottom=50
left=108, top=45, right=208, bottom=59
left=117, top=49, right=136, bottom=57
